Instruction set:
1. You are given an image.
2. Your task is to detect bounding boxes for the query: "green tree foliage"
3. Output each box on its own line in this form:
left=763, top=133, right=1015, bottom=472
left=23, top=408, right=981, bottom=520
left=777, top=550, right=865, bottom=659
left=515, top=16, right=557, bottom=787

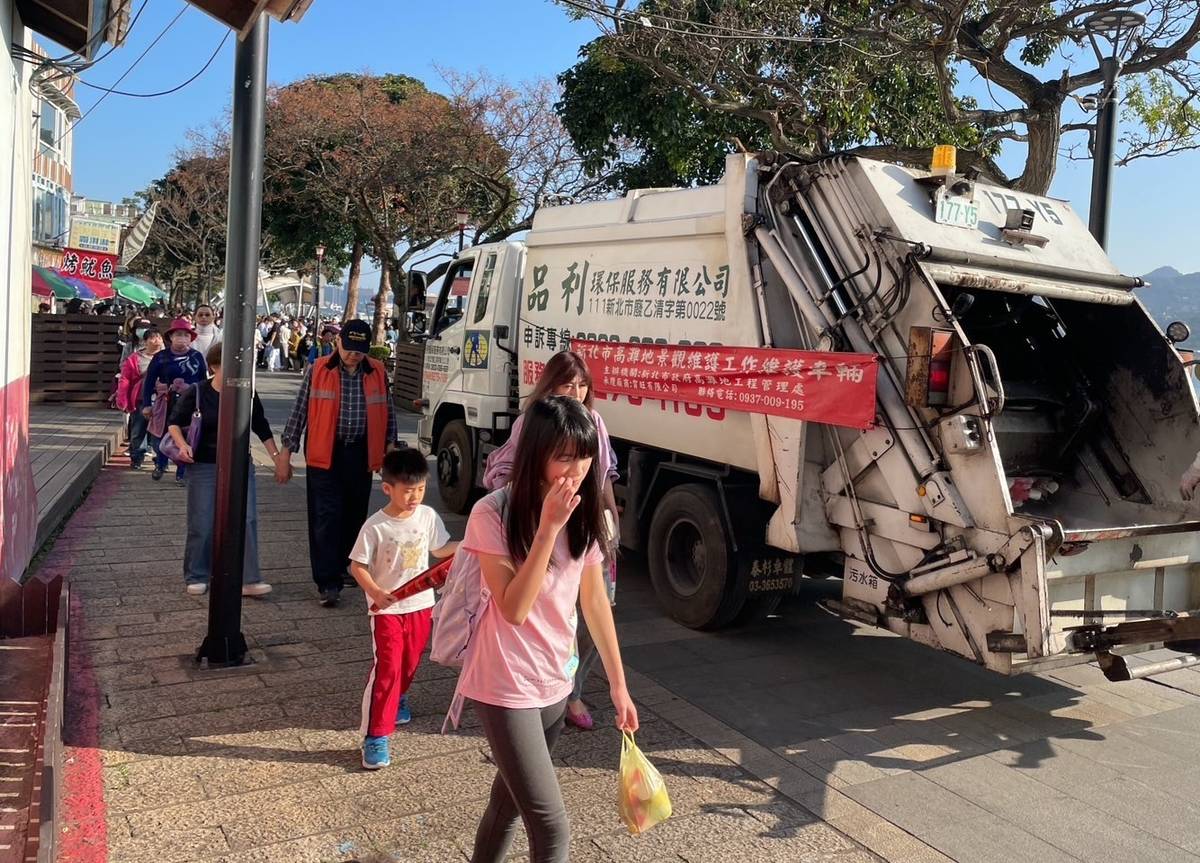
left=558, top=0, right=1200, bottom=193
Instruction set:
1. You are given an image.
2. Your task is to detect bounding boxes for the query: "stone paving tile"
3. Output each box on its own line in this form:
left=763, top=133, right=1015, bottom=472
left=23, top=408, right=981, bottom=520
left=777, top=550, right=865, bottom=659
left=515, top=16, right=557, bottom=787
left=108, top=826, right=231, bottom=863
left=208, top=827, right=382, bottom=863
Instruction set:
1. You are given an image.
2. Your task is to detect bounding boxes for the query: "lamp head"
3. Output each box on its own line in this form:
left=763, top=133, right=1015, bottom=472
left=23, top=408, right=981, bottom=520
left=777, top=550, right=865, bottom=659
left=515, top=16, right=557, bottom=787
left=1083, top=9, right=1146, bottom=62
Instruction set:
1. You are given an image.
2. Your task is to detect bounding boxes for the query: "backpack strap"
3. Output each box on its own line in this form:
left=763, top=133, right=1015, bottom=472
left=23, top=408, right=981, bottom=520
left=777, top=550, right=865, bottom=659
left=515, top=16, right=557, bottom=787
left=441, top=487, right=510, bottom=735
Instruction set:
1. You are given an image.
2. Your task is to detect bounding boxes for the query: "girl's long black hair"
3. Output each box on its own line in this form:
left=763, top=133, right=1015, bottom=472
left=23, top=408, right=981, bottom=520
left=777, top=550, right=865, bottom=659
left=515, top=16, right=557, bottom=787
left=506, top=395, right=605, bottom=566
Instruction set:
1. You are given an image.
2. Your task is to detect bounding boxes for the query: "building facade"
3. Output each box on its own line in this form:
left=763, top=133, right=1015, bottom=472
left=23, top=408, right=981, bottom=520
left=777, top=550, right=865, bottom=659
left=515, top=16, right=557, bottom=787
left=2, top=1, right=38, bottom=582
left=29, top=39, right=78, bottom=268
left=5, top=0, right=127, bottom=584
left=69, top=195, right=140, bottom=255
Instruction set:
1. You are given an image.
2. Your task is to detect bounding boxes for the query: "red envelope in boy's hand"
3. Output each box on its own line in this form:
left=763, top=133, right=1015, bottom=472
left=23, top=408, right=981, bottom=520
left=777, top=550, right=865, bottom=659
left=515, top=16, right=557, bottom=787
left=368, top=556, right=454, bottom=612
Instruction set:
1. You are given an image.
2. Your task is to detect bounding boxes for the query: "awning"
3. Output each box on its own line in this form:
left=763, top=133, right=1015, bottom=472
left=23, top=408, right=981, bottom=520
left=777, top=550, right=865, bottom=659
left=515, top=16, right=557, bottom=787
left=32, top=70, right=81, bottom=120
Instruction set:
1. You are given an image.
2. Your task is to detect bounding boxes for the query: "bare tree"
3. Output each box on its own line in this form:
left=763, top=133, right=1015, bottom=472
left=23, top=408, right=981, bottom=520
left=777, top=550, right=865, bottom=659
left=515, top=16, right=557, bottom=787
left=142, top=132, right=230, bottom=305
left=441, top=70, right=619, bottom=241
left=562, top=0, right=1200, bottom=193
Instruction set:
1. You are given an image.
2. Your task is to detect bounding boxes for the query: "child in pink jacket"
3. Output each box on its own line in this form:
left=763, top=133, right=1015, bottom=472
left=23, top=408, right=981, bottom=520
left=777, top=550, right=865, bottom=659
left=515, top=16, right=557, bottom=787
left=117, top=328, right=163, bottom=470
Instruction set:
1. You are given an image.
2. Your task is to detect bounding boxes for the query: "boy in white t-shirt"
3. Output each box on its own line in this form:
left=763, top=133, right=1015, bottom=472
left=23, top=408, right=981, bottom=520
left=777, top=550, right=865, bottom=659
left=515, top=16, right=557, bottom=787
left=350, top=448, right=457, bottom=770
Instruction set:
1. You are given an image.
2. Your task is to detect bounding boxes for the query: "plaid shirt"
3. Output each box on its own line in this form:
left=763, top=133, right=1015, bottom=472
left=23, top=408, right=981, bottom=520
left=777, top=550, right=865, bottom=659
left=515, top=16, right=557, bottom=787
left=281, top=359, right=398, bottom=452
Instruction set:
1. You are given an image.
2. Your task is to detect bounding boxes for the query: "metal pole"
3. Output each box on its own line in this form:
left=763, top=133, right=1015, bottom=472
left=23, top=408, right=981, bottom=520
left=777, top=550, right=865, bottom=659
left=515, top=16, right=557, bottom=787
left=458, top=227, right=464, bottom=253
left=1088, top=57, right=1120, bottom=249
left=197, top=15, right=269, bottom=667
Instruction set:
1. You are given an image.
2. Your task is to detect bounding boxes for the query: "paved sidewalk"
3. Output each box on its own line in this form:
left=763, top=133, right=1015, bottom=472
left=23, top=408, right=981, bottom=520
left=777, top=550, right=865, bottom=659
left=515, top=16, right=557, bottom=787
left=43, top=453, right=885, bottom=863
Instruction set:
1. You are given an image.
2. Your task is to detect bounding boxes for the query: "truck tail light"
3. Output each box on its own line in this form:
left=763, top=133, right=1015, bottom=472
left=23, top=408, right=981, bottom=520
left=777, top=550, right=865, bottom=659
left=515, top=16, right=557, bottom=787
left=905, top=326, right=958, bottom=409
left=927, top=330, right=954, bottom=406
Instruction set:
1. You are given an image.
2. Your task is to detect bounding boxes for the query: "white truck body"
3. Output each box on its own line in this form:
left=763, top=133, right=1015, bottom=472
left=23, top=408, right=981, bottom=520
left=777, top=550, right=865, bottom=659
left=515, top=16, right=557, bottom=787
left=416, top=153, right=1200, bottom=681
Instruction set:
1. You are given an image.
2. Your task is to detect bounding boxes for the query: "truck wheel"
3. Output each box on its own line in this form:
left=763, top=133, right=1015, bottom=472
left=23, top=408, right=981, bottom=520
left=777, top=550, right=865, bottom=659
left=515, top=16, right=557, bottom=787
left=436, top=419, right=474, bottom=514
left=648, top=483, right=745, bottom=630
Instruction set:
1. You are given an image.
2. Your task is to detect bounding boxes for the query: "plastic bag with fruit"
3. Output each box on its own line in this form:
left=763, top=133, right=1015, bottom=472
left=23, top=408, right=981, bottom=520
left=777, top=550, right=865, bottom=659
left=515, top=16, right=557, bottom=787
left=617, top=732, right=671, bottom=835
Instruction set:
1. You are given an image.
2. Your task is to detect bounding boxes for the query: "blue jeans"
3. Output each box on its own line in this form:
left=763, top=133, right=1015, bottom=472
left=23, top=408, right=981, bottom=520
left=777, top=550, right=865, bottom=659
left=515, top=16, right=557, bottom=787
left=184, top=463, right=262, bottom=585
left=128, top=412, right=150, bottom=467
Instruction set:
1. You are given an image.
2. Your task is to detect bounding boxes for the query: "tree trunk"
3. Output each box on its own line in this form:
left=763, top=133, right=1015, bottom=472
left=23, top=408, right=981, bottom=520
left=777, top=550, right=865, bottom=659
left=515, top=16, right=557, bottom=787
left=1014, top=99, right=1063, bottom=195
left=372, top=268, right=391, bottom=344
left=343, top=239, right=364, bottom=323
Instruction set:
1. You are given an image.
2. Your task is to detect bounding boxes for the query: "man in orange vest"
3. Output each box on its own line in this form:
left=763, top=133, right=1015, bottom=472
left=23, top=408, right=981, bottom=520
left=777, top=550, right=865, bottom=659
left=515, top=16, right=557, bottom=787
left=277, top=320, right=399, bottom=607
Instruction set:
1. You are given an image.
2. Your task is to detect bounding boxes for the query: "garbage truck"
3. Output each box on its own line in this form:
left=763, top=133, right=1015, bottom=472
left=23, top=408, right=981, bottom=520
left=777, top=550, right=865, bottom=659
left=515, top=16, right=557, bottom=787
left=412, top=149, right=1200, bottom=681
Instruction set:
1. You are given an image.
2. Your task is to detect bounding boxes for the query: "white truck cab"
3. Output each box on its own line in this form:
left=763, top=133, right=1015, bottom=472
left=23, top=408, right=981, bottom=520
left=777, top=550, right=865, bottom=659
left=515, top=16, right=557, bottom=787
left=418, top=243, right=524, bottom=511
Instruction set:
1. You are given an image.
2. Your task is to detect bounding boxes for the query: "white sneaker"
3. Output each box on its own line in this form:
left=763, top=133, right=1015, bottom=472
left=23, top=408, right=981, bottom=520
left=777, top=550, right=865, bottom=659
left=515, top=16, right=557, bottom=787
left=242, top=583, right=273, bottom=597
left=186, top=583, right=208, bottom=596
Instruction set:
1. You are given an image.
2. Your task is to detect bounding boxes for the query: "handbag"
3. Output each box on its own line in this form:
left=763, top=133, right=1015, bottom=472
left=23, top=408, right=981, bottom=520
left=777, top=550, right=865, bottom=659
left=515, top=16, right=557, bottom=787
left=158, top=384, right=202, bottom=465
left=148, top=389, right=169, bottom=438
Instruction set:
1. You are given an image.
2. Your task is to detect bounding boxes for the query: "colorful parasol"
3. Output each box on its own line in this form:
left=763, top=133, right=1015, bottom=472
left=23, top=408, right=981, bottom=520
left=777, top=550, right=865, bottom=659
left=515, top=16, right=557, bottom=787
left=32, top=265, right=75, bottom=299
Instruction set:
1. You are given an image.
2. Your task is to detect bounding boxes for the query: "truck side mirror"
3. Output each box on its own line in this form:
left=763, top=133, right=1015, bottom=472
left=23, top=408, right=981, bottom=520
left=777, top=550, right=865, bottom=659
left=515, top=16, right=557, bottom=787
left=407, top=271, right=428, bottom=310
left=1167, top=321, right=1190, bottom=344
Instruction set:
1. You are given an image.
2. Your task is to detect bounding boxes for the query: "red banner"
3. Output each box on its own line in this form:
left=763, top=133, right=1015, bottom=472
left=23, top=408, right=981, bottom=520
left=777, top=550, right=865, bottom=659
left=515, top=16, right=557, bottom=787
left=60, top=247, right=118, bottom=293
left=572, top=340, right=878, bottom=429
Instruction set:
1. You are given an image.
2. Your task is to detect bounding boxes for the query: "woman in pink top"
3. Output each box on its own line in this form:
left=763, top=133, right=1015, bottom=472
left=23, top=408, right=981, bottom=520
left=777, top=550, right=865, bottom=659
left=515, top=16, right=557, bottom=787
left=461, top=395, right=637, bottom=863
left=482, top=350, right=619, bottom=731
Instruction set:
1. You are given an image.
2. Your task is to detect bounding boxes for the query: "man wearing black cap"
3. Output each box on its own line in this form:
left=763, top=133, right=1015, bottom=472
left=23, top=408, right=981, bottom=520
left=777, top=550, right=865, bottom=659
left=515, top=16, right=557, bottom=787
left=278, top=320, right=400, bottom=606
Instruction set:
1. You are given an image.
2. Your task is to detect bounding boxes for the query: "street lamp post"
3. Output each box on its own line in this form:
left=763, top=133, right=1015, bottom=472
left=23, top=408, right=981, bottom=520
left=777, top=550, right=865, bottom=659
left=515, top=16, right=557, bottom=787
left=455, top=208, right=469, bottom=253
left=1083, top=9, right=1145, bottom=250
left=198, top=14, right=269, bottom=668
left=313, top=242, right=325, bottom=321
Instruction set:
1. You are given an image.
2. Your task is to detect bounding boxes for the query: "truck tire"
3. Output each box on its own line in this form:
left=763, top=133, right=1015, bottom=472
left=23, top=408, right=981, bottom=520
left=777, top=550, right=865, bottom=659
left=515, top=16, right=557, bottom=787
left=647, top=483, right=746, bottom=630
left=436, top=419, right=474, bottom=514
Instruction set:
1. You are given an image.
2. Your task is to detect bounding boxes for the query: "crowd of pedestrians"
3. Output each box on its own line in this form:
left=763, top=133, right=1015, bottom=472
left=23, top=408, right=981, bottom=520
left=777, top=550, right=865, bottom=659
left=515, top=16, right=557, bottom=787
left=116, top=311, right=636, bottom=860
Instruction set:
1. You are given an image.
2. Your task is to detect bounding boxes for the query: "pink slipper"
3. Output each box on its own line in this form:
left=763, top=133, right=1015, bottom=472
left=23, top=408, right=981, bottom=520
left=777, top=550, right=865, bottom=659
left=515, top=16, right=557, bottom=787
left=565, top=705, right=594, bottom=731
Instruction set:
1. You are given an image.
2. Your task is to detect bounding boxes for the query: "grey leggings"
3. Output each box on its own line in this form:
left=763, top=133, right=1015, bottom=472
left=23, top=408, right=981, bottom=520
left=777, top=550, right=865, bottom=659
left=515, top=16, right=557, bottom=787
left=471, top=698, right=569, bottom=863
left=570, top=616, right=602, bottom=702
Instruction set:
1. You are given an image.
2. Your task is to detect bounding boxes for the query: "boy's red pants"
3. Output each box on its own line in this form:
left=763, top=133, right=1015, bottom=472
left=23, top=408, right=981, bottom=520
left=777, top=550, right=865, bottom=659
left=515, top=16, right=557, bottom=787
left=359, top=608, right=432, bottom=738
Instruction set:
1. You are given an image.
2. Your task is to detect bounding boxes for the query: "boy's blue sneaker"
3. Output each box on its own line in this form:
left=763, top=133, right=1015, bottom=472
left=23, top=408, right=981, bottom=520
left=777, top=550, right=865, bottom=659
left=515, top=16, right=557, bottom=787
left=396, top=694, right=411, bottom=725
left=362, top=735, right=390, bottom=770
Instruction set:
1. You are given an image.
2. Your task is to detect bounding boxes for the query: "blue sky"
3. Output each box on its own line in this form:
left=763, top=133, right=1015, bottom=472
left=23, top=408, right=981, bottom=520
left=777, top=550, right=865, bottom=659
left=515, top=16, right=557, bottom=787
left=66, top=0, right=1200, bottom=278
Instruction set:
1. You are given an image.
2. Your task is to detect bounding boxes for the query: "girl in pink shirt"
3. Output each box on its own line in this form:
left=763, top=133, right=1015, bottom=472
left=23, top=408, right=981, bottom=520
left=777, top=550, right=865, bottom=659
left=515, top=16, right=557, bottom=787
left=460, top=395, right=637, bottom=863
left=482, top=350, right=619, bottom=731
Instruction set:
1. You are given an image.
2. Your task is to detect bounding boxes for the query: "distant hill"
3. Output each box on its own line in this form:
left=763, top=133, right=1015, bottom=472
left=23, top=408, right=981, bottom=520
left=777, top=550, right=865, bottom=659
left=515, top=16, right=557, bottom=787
left=1138, top=266, right=1200, bottom=332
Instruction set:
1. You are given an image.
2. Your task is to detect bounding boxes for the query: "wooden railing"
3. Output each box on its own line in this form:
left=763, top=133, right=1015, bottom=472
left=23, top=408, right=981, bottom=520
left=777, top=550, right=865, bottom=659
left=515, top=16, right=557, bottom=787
left=30, top=314, right=123, bottom=404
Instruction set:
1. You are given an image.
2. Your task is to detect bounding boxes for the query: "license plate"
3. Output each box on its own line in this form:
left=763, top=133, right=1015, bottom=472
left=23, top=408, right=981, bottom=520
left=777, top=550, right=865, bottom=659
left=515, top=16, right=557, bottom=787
left=935, top=195, right=980, bottom=229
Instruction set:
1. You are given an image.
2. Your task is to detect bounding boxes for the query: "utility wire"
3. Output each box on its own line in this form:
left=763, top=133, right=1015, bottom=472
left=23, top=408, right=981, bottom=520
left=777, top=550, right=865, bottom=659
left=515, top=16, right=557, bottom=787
left=76, top=30, right=229, bottom=98
left=53, top=2, right=188, bottom=148
left=36, top=0, right=150, bottom=85
left=14, top=0, right=134, bottom=68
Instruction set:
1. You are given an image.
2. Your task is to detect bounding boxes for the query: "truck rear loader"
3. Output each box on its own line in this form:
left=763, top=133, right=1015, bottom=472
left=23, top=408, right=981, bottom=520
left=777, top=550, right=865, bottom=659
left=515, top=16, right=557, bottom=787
left=413, top=150, right=1200, bottom=682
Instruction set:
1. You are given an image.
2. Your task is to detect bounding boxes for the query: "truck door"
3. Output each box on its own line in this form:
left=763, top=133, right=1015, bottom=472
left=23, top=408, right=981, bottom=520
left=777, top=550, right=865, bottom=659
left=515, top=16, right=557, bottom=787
left=423, top=255, right=475, bottom=418
left=459, top=248, right=516, bottom=402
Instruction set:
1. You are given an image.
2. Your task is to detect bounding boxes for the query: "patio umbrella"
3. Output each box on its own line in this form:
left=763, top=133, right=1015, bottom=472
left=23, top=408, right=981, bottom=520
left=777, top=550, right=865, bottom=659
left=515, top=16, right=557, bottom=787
left=57, top=273, right=97, bottom=301
left=112, top=275, right=161, bottom=305
left=32, top=265, right=76, bottom=299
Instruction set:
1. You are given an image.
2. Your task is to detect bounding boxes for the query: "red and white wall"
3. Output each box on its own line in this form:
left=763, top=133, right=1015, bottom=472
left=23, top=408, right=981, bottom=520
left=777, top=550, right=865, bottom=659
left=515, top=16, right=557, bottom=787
left=1, top=1, right=38, bottom=583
